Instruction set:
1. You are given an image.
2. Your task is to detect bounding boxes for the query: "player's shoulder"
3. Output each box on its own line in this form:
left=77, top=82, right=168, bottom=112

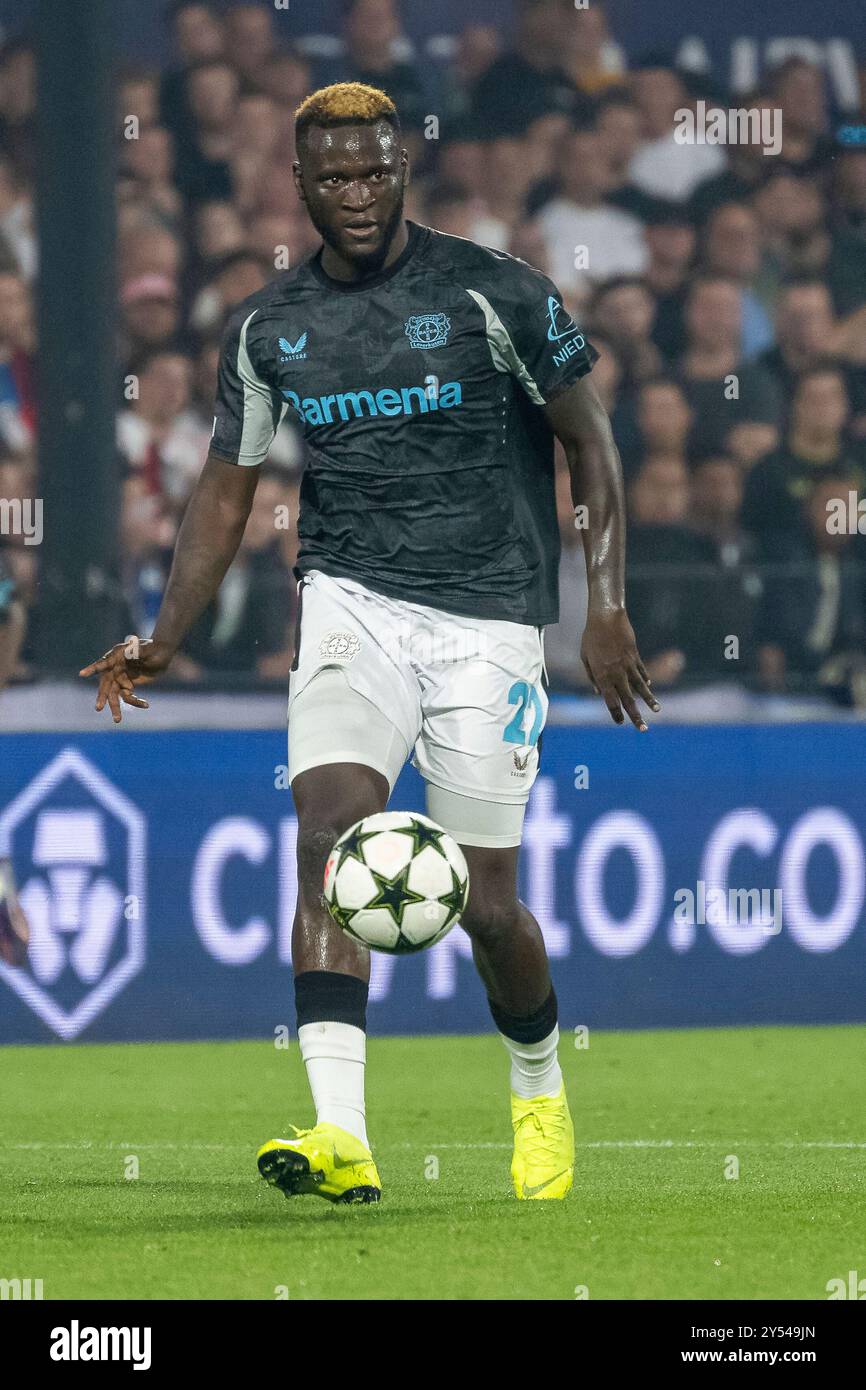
left=418, top=223, right=555, bottom=302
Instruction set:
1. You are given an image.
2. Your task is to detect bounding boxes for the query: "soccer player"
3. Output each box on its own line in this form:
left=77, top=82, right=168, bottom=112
left=81, top=85, right=658, bottom=1204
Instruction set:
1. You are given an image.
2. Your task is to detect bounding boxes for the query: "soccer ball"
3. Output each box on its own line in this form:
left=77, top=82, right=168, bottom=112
left=323, top=811, right=469, bottom=954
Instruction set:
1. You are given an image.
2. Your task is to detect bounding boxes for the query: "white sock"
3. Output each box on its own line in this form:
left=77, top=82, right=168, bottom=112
left=499, top=1025, right=563, bottom=1100
left=298, top=1021, right=369, bottom=1147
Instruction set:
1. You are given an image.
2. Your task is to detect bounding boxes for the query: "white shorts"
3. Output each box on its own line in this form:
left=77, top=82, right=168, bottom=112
left=287, top=569, right=549, bottom=848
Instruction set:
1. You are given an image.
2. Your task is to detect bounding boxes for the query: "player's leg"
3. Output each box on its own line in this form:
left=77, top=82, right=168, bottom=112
left=426, top=788, right=573, bottom=1199
left=257, top=750, right=390, bottom=1204
left=416, top=615, right=573, bottom=1198
left=258, top=572, right=418, bottom=1204
left=460, top=842, right=562, bottom=1108
left=291, top=755, right=386, bottom=1147
left=460, top=842, right=551, bottom=1017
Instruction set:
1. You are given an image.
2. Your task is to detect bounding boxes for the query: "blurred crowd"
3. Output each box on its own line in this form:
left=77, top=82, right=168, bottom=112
left=1, top=0, right=866, bottom=699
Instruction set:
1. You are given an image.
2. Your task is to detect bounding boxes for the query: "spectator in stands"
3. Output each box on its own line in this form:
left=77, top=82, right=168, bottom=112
left=688, top=100, right=775, bottom=225
left=229, top=91, right=293, bottom=212
left=260, top=50, right=314, bottom=114
left=758, top=278, right=866, bottom=435
left=626, top=453, right=719, bottom=686
left=757, top=473, right=866, bottom=703
left=743, top=364, right=865, bottom=557
left=688, top=453, right=763, bottom=678
left=439, top=25, right=501, bottom=130
left=245, top=209, right=318, bottom=270
left=628, top=61, right=726, bottom=203
left=0, top=270, right=35, bottom=454
left=724, top=416, right=781, bottom=472
left=0, top=152, right=34, bottom=282
left=560, top=4, right=625, bottom=98
left=119, top=222, right=184, bottom=282
left=423, top=181, right=509, bottom=253
left=189, top=335, right=218, bottom=415
left=160, top=2, right=225, bottom=147
left=118, top=348, right=210, bottom=510
left=190, top=249, right=268, bottom=338
left=751, top=171, right=829, bottom=284
left=536, top=126, right=648, bottom=297
left=224, top=2, right=277, bottom=89
left=469, top=0, right=586, bottom=140
left=193, top=200, right=247, bottom=269
left=589, top=277, right=663, bottom=392
left=173, top=59, right=238, bottom=203
left=182, top=466, right=298, bottom=679
left=121, top=123, right=182, bottom=227
left=766, top=58, right=833, bottom=176
left=594, top=89, right=660, bottom=222
left=617, top=376, right=692, bottom=478
left=676, top=276, right=782, bottom=455
left=0, top=447, right=36, bottom=676
left=119, top=68, right=161, bottom=132
left=643, top=200, right=696, bottom=361
left=0, top=40, right=35, bottom=180
left=0, top=546, right=25, bottom=691
left=691, top=453, right=756, bottom=557
left=698, top=202, right=774, bottom=359
left=317, top=0, right=428, bottom=148
left=827, top=144, right=866, bottom=316
left=830, top=144, right=866, bottom=239
left=585, top=336, right=622, bottom=413
left=479, top=133, right=550, bottom=228
left=120, top=274, right=183, bottom=364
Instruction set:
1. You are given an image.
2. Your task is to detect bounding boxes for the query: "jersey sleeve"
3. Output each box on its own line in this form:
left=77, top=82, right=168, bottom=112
left=470, top=258, right=598, bottom=406
left=210, top=308, right=284, bottom=467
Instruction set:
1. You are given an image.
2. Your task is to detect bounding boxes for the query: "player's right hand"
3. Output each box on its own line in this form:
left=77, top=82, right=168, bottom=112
left=79, top=636, right=174, bottom=723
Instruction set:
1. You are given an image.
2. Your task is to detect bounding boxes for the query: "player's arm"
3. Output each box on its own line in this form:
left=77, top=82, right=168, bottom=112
left=544, top=375, right=659, bottom=730
left=79, top=454, right=260, bottom=721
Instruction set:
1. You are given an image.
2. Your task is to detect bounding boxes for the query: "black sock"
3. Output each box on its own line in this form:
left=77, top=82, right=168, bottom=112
left=294, top=970, right=368, bottom=1031
left=487, top=987, right=558, bottom=1044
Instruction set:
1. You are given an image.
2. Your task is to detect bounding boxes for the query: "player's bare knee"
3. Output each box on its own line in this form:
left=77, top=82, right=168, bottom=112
left=296, top=820, right=344, bottom=886
left=296, top=810, right=366, bottom=892
left=292, top=763, right=386, bottom=823
left=460, top=895, right=521, bottom=948
left=294, top=781, right=385, bottom=893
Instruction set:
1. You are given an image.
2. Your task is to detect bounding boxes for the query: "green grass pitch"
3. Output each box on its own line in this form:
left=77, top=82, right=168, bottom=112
left=2, top=1026, right=864, bottom=1300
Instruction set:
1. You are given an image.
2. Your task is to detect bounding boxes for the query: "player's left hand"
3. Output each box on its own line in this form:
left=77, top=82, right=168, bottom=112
left=581, top=608, right=660, bottom=731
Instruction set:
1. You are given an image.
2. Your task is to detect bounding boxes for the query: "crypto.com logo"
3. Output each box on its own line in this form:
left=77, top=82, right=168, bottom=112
left=0, top=748, right=146, bottom=1039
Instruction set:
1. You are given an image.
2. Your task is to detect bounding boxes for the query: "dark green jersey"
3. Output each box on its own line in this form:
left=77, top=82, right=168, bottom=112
left=211, top=221, right=597, bottom=624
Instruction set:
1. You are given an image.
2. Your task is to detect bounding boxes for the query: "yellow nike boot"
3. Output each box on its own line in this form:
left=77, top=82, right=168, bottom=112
left=257, top=1122, right=381, bottom=1204
left=510, top=1084, right=574, bottom=1200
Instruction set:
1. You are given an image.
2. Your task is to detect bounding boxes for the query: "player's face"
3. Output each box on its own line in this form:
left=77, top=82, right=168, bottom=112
left=294, top=121, right=407, bottom=272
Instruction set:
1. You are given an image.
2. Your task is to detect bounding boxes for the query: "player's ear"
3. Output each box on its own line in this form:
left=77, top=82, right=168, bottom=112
left=400, top=148, right=410, bottom=187
left=292, top=160, right=306, bottom=204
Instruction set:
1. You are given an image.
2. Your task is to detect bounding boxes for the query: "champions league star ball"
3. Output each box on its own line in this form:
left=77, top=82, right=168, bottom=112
left=323, top=811, right=469, bottom=954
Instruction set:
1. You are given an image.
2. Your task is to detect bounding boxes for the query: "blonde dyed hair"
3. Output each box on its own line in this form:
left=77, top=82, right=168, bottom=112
left=295, top=83, right=400, bottom=145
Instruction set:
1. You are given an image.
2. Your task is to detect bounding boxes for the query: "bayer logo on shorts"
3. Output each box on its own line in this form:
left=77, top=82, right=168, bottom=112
left=319, top=629, right=361, bottom=662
